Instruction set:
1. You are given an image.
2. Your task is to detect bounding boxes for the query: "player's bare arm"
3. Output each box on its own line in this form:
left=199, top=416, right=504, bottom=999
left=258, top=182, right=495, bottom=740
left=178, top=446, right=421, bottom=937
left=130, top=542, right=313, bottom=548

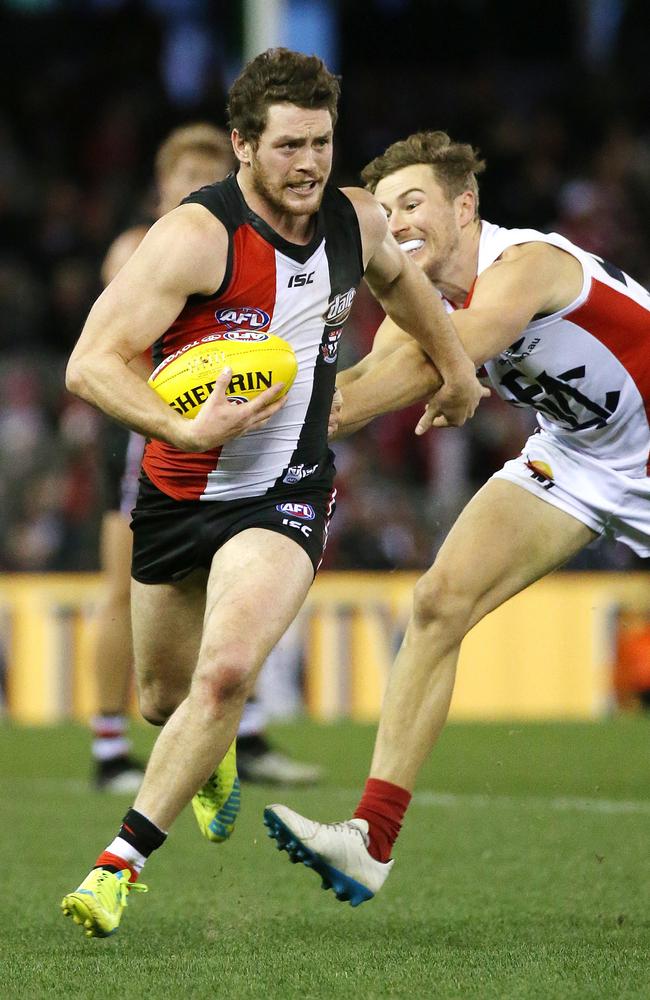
left=332, top=241, right=582, bottom=436
left=343, top=186, right=484, bottom=426
left=66, top=205, right=285, bottom=452
left=331, top=317, right=433, bottom=437
left=445, top=241, right=584, bottom=366
left=100, top=224, right=153, bottom=381
left=416, top=240, right=584, bottom=431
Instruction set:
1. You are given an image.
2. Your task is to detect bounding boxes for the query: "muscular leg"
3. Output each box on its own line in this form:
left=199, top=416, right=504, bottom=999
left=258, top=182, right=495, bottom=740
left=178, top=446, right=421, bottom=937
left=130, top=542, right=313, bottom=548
left=262, top=481, right=598, bottom=900
left=369, top=479, right=597, bottom=789
left=131, top=567, right=207, bottom=725
left=133, top=529, right=314, bottom=830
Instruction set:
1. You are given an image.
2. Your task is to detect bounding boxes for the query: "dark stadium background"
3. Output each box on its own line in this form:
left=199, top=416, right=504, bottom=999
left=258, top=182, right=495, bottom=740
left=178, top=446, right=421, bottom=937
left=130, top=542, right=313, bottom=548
left=0, top=0, right=649, bottom=572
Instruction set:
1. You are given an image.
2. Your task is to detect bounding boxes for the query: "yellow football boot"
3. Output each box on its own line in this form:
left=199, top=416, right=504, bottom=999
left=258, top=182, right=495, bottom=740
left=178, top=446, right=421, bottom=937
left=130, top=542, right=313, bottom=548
left=61, top=867, right=148, bottom=938
left=191, top=739, right=241, bottom=842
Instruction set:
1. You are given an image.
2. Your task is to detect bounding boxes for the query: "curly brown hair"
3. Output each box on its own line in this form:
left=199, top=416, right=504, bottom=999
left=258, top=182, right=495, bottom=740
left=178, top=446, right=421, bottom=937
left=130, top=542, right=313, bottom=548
left=361, top=131, right=486, bottom=216
left=227, top=48, right=341, bottom=147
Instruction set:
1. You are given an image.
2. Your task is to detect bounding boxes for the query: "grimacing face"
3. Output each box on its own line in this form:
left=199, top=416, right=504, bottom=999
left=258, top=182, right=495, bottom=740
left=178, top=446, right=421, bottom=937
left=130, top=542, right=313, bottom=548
left=374, top=163, right=463, bottom=284
left=248, top=103, right=334, bottom=218
left=159, top=149, right=233, bottom=214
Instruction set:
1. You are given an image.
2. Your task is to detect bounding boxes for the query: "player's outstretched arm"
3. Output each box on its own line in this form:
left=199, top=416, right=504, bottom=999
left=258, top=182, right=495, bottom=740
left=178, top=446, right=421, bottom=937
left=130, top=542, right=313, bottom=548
left=66, top=205, right=284, bottom=452
left=343, top=187, right=484, bottom=427
left=331, top=317, right=439, bottom=438
left=335, top=239, right=582, bottom=438
left=415, top=241, right=583, bottom=433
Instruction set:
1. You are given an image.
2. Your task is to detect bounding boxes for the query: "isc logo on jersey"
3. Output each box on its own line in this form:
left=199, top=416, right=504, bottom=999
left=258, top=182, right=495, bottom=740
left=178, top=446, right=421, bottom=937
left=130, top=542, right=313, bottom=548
left=215, top=307, right=270, bottom=330
left=276, top=502, right=315, bottom=520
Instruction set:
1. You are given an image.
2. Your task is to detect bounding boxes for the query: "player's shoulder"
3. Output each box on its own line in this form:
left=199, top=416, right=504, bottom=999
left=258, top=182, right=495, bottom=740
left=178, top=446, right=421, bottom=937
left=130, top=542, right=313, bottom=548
left=497, top=241, right=562, bottom=263
left=486, top=237, right=574, bottom=284
left=339, top=185, right=384, bottom=218
left=483, top=221, right=579, bottom=271
left=339, top=186, right=387, bottom=244
left=113, top=206, right=227, bottom=296
left=148, top=202, right=228, bottom=249
left=181, top=172, right=244, bottom=231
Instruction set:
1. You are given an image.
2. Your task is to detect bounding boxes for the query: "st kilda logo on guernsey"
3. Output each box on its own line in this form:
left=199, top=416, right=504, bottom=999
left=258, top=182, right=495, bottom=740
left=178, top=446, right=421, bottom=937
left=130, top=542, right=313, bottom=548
left=321, top=328, right=342, bottom=364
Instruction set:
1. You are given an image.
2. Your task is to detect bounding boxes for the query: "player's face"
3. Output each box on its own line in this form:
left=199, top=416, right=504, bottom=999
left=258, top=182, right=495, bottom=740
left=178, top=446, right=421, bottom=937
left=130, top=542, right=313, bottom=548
left=248, top=104, right=334, bottom=217
left=159, top=150, right=233, bottom=214
left=374, top=164, right=464, bottom=283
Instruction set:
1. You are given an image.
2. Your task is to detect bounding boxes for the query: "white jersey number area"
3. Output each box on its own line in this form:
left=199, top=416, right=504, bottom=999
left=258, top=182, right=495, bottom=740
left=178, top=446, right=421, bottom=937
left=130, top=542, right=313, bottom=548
left=480, top=222, right=650, bottom=477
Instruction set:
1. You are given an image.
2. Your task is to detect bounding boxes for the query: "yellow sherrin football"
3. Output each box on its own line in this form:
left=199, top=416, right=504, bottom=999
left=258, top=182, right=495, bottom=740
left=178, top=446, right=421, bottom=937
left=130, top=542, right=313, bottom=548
left=148, top=332, right=297, bottom=419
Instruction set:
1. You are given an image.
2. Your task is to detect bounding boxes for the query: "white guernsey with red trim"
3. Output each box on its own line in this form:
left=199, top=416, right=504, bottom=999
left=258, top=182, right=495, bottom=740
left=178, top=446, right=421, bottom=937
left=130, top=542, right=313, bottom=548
left=470, top=222, right=650, bottom=554
left=479, top=221, right=650, bottom=476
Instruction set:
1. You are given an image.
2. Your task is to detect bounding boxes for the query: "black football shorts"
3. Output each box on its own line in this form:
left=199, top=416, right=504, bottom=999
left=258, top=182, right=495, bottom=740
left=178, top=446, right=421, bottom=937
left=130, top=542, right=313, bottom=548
left=130, top=472, right=336, bottom=583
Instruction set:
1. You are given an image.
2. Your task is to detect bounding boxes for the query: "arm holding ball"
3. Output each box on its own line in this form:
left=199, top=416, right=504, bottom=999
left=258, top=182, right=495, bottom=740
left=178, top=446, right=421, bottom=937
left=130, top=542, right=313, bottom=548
left=65, top=204, right=286, bottom=451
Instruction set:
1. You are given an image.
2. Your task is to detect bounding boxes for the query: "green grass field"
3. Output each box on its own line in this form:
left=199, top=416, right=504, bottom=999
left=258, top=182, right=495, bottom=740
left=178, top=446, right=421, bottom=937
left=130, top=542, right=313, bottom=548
left=1, top=717, right=648, bottom=999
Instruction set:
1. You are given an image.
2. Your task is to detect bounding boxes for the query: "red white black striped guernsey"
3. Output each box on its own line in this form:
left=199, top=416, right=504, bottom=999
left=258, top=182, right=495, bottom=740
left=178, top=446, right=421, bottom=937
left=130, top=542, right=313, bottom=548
left=142, top=174, right=364, bottom=501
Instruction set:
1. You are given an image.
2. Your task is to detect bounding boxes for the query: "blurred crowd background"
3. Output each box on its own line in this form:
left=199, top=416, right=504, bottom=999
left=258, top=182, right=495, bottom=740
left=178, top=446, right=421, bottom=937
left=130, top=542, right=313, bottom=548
left=1, top=0, right=649, bottom=574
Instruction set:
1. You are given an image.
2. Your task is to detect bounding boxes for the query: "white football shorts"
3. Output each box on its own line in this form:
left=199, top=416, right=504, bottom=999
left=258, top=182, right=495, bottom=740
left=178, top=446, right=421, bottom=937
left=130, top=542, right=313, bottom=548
left=493, top=430, right=650, bottom=557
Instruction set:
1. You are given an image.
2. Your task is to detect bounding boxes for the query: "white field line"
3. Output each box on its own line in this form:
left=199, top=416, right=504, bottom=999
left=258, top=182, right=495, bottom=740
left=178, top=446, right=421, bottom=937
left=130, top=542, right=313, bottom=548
left=1, top=779, right=649, bottom=817
left=332, top=789, right=650, bottom=817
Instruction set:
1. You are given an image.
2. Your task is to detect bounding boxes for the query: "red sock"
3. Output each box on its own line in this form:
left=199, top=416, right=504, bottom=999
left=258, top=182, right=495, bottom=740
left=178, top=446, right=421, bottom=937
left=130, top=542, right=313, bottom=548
left=94, top=851, right=138, bottom=882
left=353, top=777, right=412, bottom=863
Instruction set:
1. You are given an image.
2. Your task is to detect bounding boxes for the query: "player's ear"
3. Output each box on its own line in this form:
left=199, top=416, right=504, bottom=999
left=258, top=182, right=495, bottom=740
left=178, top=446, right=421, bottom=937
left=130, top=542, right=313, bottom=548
left=232, top=130, right=252, bottom=166
left=456, top=190, right=476, bottom=227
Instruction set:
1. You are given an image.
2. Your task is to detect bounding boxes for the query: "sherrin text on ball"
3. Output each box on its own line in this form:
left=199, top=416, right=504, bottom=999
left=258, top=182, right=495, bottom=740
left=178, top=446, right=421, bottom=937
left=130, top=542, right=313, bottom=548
left=148, top=332, right=298, bottom=418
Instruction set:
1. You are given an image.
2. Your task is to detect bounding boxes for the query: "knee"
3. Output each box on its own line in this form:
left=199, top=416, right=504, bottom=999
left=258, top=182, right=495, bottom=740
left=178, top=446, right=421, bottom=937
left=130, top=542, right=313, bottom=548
left=411, top=568, right=474, bottom=638
left=192, top=645, right=257, bottom=715
left=138, top=677, right=186, bottom=726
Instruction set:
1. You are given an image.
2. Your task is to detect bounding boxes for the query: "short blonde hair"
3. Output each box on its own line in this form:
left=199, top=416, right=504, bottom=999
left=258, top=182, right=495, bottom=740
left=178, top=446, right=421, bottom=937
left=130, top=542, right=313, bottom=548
left=155, top=123, right=235, bottom=180
left=362, top=131, right=485, bottom=216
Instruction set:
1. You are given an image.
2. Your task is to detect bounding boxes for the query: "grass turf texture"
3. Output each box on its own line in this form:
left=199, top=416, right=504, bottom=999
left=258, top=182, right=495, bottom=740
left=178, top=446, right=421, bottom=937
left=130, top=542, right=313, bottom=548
left=0, top=717, right=648, bottom=998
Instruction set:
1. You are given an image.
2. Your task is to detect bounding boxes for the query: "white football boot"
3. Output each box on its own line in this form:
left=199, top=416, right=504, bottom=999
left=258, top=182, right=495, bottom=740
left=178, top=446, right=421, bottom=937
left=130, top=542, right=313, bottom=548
left=263, top=804, right=393, bottom=906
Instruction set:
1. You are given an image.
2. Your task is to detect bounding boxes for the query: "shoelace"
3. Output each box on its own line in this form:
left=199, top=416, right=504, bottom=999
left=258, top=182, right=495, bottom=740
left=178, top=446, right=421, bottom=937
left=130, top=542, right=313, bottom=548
left=328, top=821, right=368, bottom=846
left=116, top=877, right=148, bottom=907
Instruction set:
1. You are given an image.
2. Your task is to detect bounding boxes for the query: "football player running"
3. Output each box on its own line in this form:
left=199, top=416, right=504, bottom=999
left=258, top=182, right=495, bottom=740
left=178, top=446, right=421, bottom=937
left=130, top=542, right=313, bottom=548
left=61, top=62, right=482, bottom=937
left=91, top=122, right=327, bottom=794
left=265, top=130, right=650, bottom=905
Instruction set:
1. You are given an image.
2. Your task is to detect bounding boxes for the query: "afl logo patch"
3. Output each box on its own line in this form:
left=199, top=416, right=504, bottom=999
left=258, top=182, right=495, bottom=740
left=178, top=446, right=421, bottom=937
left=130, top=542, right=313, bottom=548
left=323, top=288, right=356, bottom=327
left=215, top=306, right=271, bottom=330
left=276, top=502, right=316, bottom=520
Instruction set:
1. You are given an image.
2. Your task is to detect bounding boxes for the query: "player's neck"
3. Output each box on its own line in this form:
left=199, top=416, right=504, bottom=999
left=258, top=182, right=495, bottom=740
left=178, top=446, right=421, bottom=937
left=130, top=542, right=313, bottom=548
left=435, top=220, right=481, bottom=308
left=237, top=170, right=316, bottom=245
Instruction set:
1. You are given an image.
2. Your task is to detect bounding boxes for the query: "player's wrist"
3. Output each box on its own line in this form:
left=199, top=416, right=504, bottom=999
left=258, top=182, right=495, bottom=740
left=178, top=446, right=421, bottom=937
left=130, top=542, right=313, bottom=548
left=158, top=411, right=205, bottom=453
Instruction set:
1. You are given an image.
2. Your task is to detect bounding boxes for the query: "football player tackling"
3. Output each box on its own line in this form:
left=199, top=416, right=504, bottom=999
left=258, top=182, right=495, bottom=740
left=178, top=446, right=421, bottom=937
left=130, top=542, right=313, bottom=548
left=265, top=130, right=650, bottom=905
